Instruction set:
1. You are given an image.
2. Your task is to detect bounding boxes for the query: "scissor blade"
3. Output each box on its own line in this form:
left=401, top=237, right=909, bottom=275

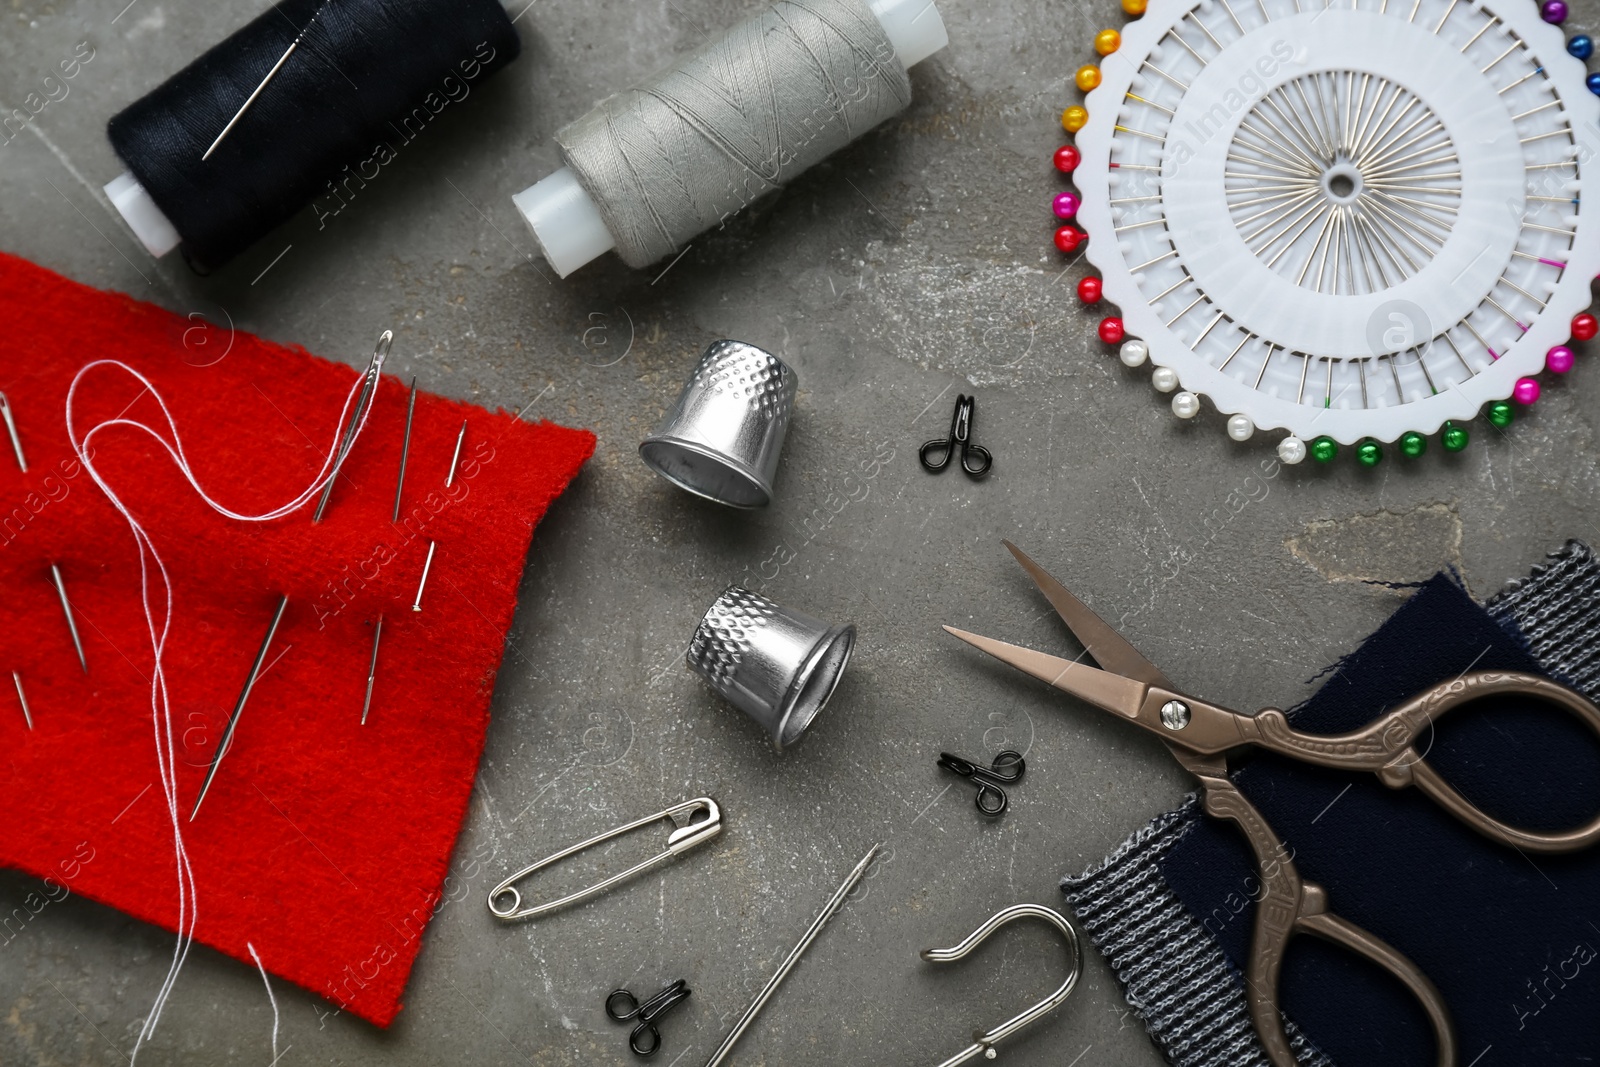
left=942, top=626, right=1149, bottom=721
left=1002, top=540, right=1173, bottom=689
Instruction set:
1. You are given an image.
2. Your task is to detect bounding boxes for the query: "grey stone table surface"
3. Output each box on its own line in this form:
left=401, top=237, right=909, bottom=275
left=2, top=0, right=1598, bottom=1064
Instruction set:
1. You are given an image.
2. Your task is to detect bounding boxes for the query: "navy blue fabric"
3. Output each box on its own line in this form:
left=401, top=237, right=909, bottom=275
left=1160, top=575, right=1600, bottom=1065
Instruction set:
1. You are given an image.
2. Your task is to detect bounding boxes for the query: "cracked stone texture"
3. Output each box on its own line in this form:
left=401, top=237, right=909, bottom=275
left=1288, top=503, right=1465, bottom=588
left=2, top=0, right=1599, bottom=1064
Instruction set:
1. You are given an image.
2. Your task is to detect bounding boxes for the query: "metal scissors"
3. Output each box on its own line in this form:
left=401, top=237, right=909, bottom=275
left=944, top=541, right=1600, bottom=1067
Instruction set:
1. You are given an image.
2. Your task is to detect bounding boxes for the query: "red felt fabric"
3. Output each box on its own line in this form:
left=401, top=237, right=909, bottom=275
left=0, top=252, right=594, bottom=1026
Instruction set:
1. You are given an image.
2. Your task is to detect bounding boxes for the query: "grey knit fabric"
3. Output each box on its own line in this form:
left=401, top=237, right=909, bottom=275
left=1062, top=804, right=1332, bottom=1067
left=1486, top=540, right=1600, bottom=694
left=1062, top=541, right=1600, bottom=1066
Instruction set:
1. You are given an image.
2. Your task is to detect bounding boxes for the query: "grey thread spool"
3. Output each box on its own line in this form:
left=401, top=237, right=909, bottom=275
left=512, top=0, right=947, bottom=276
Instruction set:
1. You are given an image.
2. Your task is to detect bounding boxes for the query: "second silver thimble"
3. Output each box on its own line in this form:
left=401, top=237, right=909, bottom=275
left=687, top=586, right=856, bottom=751
left=639, top=340, right=797, bottom=508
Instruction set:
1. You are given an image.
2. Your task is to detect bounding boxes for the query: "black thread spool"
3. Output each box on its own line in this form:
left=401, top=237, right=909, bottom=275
left=105, top=0, right=520, bottom=272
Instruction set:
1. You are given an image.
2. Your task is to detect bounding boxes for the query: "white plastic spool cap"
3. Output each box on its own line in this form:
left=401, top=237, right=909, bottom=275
left=869, top=0, right=948, bottom=67
left=514, top=0, right=947, bottom=278
left=511, top=167, right=616, bottom=279
left=104, top=171, right=182, bottom=259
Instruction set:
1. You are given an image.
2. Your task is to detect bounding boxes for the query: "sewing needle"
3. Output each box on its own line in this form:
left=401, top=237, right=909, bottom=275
left=365, top=381, right=418, bottom=723
left=312, top=330, right=390, bottom=523
left=411, top=420, right=466, bottom=613
left=702, top=844, right=881, bottom=1067
left=0, top=391, right=26, bottom=472
left=392, top=377, right=417, bottom=523
left=202, top=2, right=327, bottom=161
left=50, top=564, right=88, bottom=674
left=12, top=671, right=32, bottom=730
left=190, top=594, right=289, bottom=820
left=361, top=615, right=382, bottom=725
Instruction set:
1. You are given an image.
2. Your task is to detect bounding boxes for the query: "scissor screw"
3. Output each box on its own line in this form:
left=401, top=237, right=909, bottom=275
left=1160, top=700, right=1191, bottom=730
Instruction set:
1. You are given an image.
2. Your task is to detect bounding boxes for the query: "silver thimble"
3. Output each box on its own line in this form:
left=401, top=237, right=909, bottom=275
left=687, top=586, right=856, bottom=751
left=640, top=340, right=797, bottom=508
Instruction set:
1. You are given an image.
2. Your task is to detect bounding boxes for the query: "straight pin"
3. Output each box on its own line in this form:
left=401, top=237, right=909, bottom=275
left=50, top=564, right=87, bottom=674
left=13, top=671, right=32, bottom=730
left=446, top=420, right=467, bottom=488
left=1388, top=352, right=1407, bottom=402
left=412, top=421, right=467, bottom=613
left=412, top=543, right=437, bottom=613
left=1255, top=344, right=1276, bottom=390
left=362, top=615, right=383, bottom=726
left=1218, top=332, right=1253, bottom=371
left=0, top=391, right=26, bottom=472
left=190, top=594, right=289, bottom=821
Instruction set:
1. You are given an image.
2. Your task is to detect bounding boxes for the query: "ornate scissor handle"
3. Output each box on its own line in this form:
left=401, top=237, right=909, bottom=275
left=1198, top=775, right=1457, bottom=1067
left=1248, top=671, right=1600, bottom=854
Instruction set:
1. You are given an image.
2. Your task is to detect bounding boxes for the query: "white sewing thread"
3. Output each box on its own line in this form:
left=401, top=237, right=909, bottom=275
left=67, top=358, right=381, bottom=1061
left=247, top=941, right=281, bottom=1064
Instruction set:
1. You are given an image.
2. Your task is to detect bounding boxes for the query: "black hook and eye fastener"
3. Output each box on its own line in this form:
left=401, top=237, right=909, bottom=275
left=606, top=980, right=691, bottom=1058
left=937, top=750, right=1026, bottom=816
left=920, top=394, right=992, bottom=478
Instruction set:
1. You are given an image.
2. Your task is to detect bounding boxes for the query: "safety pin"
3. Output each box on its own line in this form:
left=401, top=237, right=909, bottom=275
left=921, top=904, right=1082, bottom=1067
left=488, top=798, right=722, bottom=921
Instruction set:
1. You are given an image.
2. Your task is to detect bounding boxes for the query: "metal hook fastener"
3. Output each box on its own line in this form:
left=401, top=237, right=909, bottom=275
left=919, top=394, right=992, bottom=479
left=488, top=798, right=722, bottom=922
left=606, top=979, right=691, bottom=1058
left=921, top=904, right=1083, bottom=1066
left=937, top=750, right=1025, bottom=816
